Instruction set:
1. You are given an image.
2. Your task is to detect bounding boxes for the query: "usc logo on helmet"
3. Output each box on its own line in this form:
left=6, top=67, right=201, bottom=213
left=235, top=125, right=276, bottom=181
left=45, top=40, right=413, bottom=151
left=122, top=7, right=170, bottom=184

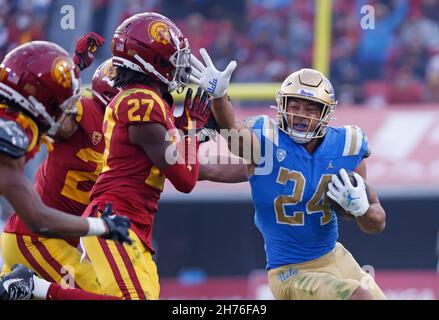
left=148, top=21, right=171, bottom=45
left=101, top=61, right=117, bottom=79
left=0, top=67, right=7, bottom=81
left=51, top=58, right=73, bottom=89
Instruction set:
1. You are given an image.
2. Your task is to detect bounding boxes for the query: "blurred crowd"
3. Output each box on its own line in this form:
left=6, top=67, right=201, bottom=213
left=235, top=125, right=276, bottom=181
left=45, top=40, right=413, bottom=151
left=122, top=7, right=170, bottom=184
left=170, top=0, right=439, bottom=105
left=1, top=0, right=439, bottom=105
left=0, top=0, right=52, bottom=60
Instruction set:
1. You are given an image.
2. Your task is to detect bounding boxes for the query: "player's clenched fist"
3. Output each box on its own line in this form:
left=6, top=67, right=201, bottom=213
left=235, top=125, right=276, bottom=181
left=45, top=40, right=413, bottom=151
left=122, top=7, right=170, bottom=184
left=326, top=169, right=370, bottom=218
left=73, top=32, right=105, bottom=71
left=100, top=204, right=132, bottom=245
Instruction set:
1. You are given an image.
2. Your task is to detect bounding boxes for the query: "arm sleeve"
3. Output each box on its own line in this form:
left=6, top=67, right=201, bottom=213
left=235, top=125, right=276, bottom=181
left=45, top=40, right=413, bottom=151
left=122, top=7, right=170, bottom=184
left=162, top=136, right=201, bottom=193
left=386, top=0, right=408, bottom=30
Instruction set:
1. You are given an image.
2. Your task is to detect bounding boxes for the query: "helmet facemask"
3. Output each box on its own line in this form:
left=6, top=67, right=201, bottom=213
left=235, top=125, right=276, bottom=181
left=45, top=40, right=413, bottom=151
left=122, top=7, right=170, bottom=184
left=46, top=92, right=81, bottom=136
left=168, top=32, right=191, bottom=93
left=127, top=32, right=191, bottom=93
left=276, top=94, right=335, bottom=144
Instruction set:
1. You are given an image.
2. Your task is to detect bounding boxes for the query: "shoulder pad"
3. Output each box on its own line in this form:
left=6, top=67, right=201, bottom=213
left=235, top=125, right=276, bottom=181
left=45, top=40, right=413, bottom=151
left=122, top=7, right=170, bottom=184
left=114, top=88, right=168, bottom=124
left=244, top=115, right=279, bottom=146
left=0, top=118, right=29, bottom=158
left=342, top=125, right=364, bottom=157
left=243, top=115, right=264, bottom=128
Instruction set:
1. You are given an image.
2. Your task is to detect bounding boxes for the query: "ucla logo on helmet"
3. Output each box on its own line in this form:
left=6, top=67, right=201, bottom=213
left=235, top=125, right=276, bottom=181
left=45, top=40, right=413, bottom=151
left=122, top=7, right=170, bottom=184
left=298, top=89, right=315, bottom=97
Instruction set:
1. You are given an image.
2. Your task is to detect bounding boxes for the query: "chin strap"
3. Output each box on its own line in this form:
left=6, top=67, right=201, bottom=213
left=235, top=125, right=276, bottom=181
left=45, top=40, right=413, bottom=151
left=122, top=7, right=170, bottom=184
left=133, top=54, right=178, bottom=92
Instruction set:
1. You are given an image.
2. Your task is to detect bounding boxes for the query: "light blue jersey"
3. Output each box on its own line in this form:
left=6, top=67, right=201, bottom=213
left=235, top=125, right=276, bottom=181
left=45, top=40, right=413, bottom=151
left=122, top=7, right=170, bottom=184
left=245, top=115, right=370, bottom=269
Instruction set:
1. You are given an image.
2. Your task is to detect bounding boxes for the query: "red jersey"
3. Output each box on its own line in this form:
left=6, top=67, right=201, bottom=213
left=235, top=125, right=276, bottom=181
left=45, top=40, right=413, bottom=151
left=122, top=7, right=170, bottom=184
left=4, top=96, right=105, bottom=237
left=86, top=84, right=177, bottom=252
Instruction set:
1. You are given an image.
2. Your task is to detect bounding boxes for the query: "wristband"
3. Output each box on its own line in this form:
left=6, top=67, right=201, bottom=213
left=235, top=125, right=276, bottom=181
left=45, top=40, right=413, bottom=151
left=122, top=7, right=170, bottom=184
left=86, top=217, right=107, bottom=236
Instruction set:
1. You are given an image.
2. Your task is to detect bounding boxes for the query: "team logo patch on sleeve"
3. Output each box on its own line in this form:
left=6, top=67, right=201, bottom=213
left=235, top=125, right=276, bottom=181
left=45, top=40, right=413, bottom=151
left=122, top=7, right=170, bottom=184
left=92, top=131, right=103, bottom=145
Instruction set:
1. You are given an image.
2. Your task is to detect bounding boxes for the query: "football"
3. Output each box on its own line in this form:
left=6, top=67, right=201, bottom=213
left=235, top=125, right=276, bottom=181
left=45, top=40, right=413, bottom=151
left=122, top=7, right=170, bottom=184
left=326, top=171, right=370, bottom=220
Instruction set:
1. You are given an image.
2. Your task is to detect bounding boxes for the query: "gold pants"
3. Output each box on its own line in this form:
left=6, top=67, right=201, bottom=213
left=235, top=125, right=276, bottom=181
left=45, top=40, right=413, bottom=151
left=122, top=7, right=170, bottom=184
left=268, top=242, right=386, bottom=300
left=1, top=232, right=102, bottom=294
left=81, top=229, right=159, bottom=300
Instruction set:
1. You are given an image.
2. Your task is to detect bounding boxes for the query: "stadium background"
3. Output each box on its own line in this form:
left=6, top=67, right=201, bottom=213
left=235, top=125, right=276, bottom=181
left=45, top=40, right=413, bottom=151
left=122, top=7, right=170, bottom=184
left=0, top=0, right=438, bottom=299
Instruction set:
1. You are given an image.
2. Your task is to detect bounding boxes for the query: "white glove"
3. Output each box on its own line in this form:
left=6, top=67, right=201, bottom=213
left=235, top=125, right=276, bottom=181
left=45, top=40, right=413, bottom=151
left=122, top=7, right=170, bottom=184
left=189, top=48, right=237, bottom=99
left=326, top=169, right=370, bottom=218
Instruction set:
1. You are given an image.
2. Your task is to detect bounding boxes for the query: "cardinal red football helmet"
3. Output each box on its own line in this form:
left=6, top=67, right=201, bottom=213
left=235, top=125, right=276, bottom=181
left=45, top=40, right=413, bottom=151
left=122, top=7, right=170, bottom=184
left=112, top=12, right=191, bottom=92
left=91, top=58, right=119, bottom=107
left=0, top=41, right=81, bottom=135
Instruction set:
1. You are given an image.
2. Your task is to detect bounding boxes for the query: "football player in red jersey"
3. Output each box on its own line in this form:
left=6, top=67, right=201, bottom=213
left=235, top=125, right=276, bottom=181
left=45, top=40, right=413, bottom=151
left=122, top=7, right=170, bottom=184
left=1, top=57, right=122, bottom=298
left=0, top=41, right=131, bottom=300
left=80, top=12, right=211, bottom=299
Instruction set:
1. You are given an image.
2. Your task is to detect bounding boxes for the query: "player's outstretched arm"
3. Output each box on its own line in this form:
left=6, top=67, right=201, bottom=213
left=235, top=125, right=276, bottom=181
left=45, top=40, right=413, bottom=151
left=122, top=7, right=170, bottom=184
left=198, top=155, right=248, bottom=183
left=190, top=49, right=260, bottom=163
left=353, top=161, right=386, bottom=234
left=129, top=123, right=199, bottom=193
left=129, top=87, right=213, bottom=193
left=0, top=154, right=131, bottom=241
left=212, top=96, right=261, bottom=165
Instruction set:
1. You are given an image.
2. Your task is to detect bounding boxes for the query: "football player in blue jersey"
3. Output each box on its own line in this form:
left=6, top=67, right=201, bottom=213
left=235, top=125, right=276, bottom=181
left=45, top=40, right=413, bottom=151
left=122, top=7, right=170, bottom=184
left=193, top=49, right=387, bottom=300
